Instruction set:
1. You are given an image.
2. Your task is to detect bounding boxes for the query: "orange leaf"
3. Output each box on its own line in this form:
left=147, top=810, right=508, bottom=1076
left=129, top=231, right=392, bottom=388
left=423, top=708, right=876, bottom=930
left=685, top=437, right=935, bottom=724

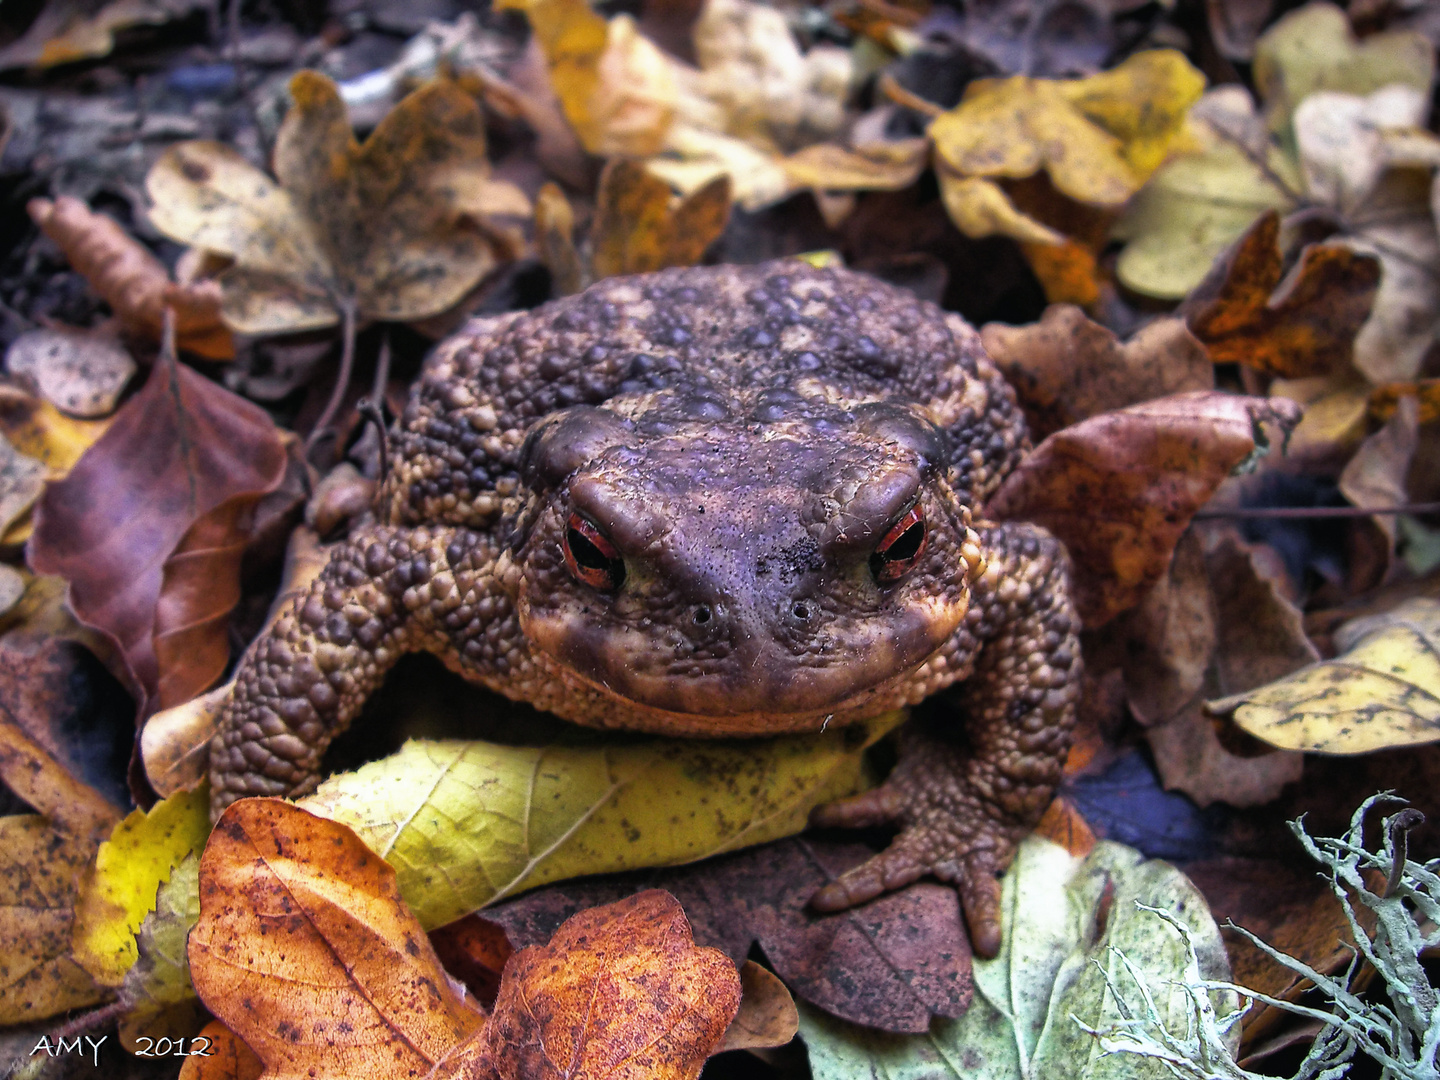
left=27, top=196, right=234, bottom=360
left=1183, top=210, right=1380, bottom=379
left=1034, top=797, right=1096, bottom=858
left=189, top=800, right=484, bottom=1080
left=985, top=391, right=1302, bottom=627
left=1369, top=378, right=1440, bottom=425
left=590, top=161, right=732, bottom=281
left=439, top=891, right=741, bottom=1080
left=29, top=355, right=286, bottom=713
left=179, top=1021, right=263, bottom=1080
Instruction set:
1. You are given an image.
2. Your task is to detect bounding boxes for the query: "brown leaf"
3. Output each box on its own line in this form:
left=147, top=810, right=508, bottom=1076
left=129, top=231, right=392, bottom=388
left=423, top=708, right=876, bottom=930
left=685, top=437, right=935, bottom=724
left=982, top=305, right=1214, bottom=441
left=1182, top=209, right=1381, bottom=379
left=29, top=355, right=287, bottom=713
left=443, top=891, right=739, bottom=1080
left=1340, top=394, right=1419, bottom=549
left=179, top=1020, right=264, bottom=1080
left=1126, top=530, right=1312, bottom=806
left=1033, top=795, right=1098, bottom=857
left=428, top=914, right=514, bottom=1011
left=1369, top=377, right=1440, bottom=425
left=487, top=837, right=973, bottom=1034
left=590, top=161, right=731, bottom=281
left=189, top=799, right=485, bottom=1080
left=534, top=182, right=585, bottom=298
left=717, top=961, right=798, bottom=1054
left=26, top=196, right=234, bottom=360
left=985, top=391, right=1303, bottom=627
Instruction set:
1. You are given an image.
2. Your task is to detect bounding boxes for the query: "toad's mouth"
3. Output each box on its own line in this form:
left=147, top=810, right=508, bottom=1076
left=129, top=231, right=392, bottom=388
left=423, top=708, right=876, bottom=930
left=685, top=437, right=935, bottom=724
left=519, top=594, right=968, bottom=732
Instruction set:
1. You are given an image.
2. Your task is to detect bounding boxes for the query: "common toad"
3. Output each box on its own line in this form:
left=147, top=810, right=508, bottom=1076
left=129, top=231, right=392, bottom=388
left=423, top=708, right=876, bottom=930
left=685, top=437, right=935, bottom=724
left=209, top=261, right=1081, bottom=956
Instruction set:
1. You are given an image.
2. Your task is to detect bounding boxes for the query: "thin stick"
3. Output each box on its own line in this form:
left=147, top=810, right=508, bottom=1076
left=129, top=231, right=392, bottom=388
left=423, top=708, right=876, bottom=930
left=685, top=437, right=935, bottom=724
left=1194, top=502, right=1440, bottom=520
left=305, top=298, right=358, bottom=464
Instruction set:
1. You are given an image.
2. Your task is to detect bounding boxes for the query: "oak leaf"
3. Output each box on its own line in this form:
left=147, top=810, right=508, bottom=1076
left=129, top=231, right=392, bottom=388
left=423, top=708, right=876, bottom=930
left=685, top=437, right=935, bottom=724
left=985, top=391, right=1303, bottom=627
left=1213, top=596, right=1440, bottom=754
left=28, top=354, right=287, bottom=713
left=436, top=891, right=740, bottom=1080
left=188, top=799, right=486, bottom=1080
left=146, top=74, right=521, bottom=335
left=1182, top=209, right=1380, bottom=379
left=27, top=196, right=232, bottom=360
left=929, top=50, right=1204, bottom=244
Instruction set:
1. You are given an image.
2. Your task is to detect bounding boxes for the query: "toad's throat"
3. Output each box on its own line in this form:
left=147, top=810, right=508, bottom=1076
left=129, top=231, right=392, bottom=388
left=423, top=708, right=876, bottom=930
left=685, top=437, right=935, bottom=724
left=521, top=594, right=967, bottom=721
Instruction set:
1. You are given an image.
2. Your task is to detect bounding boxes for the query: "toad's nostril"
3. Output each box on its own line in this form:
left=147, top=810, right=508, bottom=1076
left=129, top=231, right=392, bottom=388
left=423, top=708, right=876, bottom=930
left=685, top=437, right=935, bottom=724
left=694, top=605, right=712, bottom=625
left=792, top=602, right=811, bottom=621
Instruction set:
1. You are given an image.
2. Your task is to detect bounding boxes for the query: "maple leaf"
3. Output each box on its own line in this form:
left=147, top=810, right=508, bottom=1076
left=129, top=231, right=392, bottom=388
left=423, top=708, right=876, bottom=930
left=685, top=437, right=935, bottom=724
left=146, top=73, right=524, bottom=336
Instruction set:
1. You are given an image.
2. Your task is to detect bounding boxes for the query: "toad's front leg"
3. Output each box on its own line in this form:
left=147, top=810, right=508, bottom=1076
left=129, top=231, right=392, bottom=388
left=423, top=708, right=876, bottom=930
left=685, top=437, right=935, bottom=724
left=208, top=525, right=507, bottom=818
left=810, top=522, right=1080, bottom=957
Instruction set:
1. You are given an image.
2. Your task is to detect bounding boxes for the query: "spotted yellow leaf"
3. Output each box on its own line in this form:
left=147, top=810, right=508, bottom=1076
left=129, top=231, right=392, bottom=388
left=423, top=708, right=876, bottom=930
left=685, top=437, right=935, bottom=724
left=1212, top=597, right=1440, bottom=753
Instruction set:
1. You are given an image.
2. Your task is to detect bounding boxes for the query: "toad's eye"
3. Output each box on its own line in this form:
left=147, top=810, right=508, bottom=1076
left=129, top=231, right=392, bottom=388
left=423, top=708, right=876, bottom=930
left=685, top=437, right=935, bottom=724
left=564, top=513, right=625, bottom=590
left=870, top=504, right=926, bottom=583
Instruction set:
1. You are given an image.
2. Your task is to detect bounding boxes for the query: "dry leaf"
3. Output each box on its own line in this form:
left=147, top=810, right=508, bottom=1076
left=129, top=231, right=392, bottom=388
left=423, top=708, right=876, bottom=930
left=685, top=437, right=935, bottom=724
left=438, top=891, right=740, bottom=1080
left=1339, top=394, right=1420, bottom=548
left=147, top=75, right=516, bottom=335
left=27, top=196, right=233, bottom=360
left=179, top=1020, right=263, bottom=1080
left=1182, top=210, right=1381, bottom=378
left=29, top=355, right=287, bottom=713
left=4, top=327, right=137, bottom=418
left=534, top=182, right=584, bottom=298
left=929, top=50, right=1205, bottom=242
left=189, top=799, right=485, bottom=1080
left=1369, top=378, right=1440, bottom=424
left=718, top=961, right=798, bottom=1054
left=1214, top=596, right=1440, bottom=753
left=0, top=0, right=209, bottom=69
left=590, top=161, right=731, bottom=281
left=987, top=391, right=1302, bottom=627
left=117, top=852, right=204, bottom=1047
left=982, top=306, right=1213, bottom=440
left=0, top=432, right=45, bottom=538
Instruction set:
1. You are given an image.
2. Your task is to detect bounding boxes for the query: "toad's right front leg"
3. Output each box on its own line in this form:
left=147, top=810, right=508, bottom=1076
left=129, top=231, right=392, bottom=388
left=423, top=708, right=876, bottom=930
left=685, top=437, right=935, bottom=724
left=208, top=524, right=503, bottom=818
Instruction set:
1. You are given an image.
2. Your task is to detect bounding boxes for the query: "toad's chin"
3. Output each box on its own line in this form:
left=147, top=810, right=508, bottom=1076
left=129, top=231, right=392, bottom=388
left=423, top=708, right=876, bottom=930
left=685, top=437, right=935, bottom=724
left=519, top=593, right=969, bottom=733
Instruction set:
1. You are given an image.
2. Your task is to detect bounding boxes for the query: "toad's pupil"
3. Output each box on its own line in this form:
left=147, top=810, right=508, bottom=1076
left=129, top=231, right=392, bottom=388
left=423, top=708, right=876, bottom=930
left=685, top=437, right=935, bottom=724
left=564, top=514, right=624, bottom=590
left=870, top=505, right=927, bottom=583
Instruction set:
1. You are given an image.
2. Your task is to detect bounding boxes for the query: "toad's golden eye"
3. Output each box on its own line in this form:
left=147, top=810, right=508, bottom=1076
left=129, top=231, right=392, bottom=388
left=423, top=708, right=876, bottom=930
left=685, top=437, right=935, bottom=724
left=870, top=504, right=926, bottom=583
left=564, top=512, right=625, bottom=590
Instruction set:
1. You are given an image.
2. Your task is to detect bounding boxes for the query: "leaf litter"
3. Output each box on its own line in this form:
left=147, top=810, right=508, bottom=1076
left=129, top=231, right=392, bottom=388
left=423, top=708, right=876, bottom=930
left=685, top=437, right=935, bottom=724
left=3, top=0, right=1440, bottom=1075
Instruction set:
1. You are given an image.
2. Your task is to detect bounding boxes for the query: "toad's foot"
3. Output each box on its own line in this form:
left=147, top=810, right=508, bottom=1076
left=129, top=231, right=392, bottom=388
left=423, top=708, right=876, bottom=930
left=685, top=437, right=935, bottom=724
left=809, top=727, right=1028, bottom=959
left=809, top=521, right=1080, bottom=958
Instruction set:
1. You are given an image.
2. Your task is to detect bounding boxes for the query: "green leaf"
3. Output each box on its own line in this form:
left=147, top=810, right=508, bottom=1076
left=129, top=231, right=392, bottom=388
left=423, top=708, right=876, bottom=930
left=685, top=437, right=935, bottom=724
left=299, top=711, right=904, bottom=929
left=117, top=853, right=204, bottom=1049
left=798, top=837, right=1236, bottom=1080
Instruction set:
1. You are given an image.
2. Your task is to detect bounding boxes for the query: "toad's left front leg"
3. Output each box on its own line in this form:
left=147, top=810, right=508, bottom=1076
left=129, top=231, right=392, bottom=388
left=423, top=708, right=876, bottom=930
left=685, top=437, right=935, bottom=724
left=810, top=522, right=1080, bottom=957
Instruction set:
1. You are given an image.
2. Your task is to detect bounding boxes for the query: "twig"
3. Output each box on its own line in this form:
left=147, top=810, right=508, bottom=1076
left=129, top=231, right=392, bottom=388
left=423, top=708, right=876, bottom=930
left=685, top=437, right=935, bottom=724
left=1194, top=502, right=1440, bottom=520
left=305, top=298, right=359, bottom=466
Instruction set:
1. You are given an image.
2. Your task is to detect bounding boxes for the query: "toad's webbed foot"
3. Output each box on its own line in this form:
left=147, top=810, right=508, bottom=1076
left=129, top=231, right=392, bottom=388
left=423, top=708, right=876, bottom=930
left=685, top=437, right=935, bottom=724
left=809, top=522, right=1080, bottom=958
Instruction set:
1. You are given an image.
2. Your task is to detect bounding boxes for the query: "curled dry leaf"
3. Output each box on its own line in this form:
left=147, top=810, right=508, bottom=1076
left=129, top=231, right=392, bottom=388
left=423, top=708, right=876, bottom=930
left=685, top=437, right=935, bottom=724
left=985, top=391, right=1303, bottom=627
left=982, top=305, right=1212, bottom=441
left=71, top=787, right=210, bottom=987
left=1213, top=596, right=1440, bottom=753
left=1182, top=210, right=1381, bottom=379
left=189, top=799, right=485, bottom=1080
left=1339, top=394, right=1420, bottom=549
left=5, top=327, right=136, bottom=418
left=27, top=197, right=233, bottom=360
left=437, top=891, right=740, bottom=1080
left=147, top=74, right=517, bottom=335
left=28, top=355, right=287, bottom=713
left=928, top=50, right=1205, bottom=244
left=589, top=161, right=732, bottom=282
left=718, top=961, right=798, bottom=1054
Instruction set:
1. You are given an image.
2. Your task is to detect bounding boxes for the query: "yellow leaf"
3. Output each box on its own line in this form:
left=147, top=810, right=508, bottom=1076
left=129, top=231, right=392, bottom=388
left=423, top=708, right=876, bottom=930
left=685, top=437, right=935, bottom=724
left=1253, top=1, right=1435, bottom=139
left=71, top=786, right=211, bottom=986
left=929, top=50, right=1204, bottom=213
left=589, top=161, right=731, bottom=280
left=117, top=853, right=204, bottom=1049
left=0, top=816, right=107, bottom=1024
left=1215, top=597, right=1440, bottom=753
left=936, top=171, right=1062, bottom=245
left=0, top=385, right=114, bottom=475
left=300, top=711, right=904, bottom=929
left=1113, top=87, right=1300, bottom=300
